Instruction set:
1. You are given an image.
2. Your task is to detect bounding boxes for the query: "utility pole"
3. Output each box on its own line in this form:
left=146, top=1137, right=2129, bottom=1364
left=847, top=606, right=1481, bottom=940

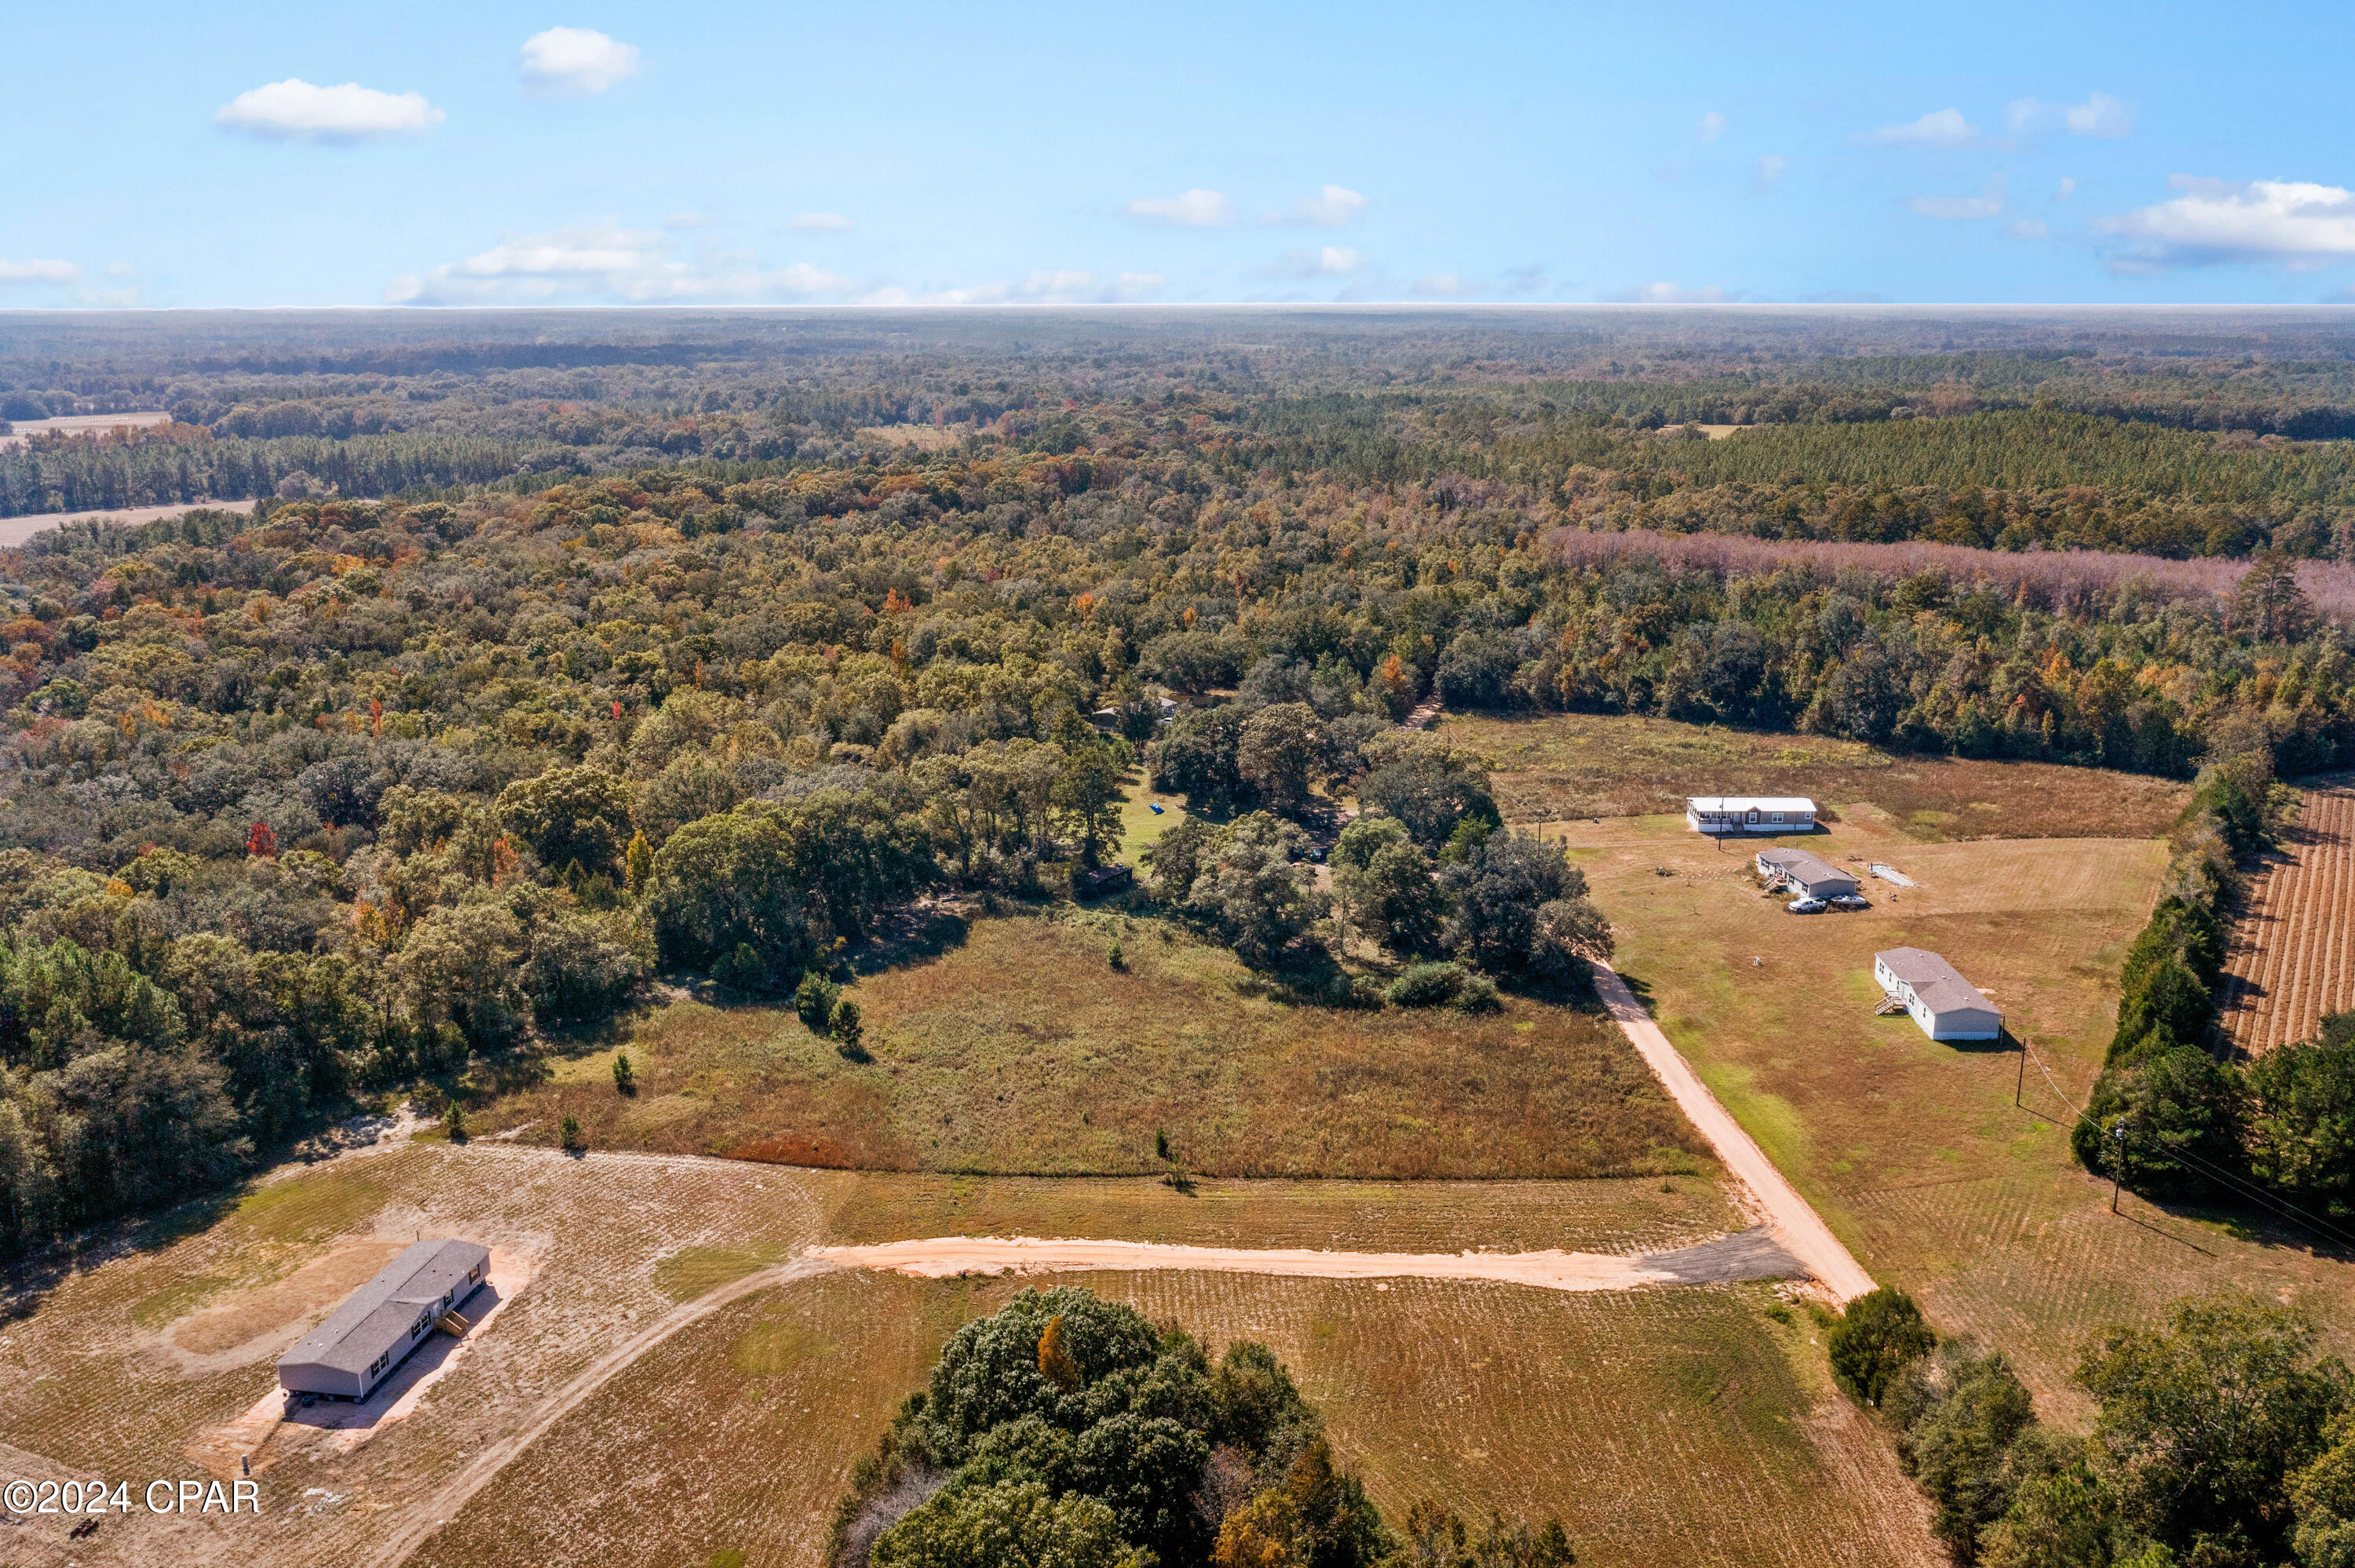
left=2109, top=1125, right=2126, bottom=1214
left=2014, top=1032, right=2027, bottom=1107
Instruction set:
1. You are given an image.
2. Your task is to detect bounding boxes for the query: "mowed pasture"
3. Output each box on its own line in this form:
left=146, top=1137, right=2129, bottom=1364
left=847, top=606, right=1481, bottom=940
left=1440, top=711, right=2191, bottom=840
left=0, top=1146, right=1937, bottom=1568
left=1565, top=808, right=2355, bottom=1420
left=477, top=913, right=1709, bottom=1181
left=2218, top=779, right=2355, bottom=1054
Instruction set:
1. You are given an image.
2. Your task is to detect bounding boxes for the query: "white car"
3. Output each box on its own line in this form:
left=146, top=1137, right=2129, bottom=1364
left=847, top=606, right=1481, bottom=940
left=1829, top=893, right=1871, bottom=910
left=1786, top=896, right=1827, bottom=914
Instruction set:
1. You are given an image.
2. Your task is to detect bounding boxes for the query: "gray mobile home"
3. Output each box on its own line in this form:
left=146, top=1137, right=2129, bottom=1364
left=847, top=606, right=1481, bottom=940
left=1875, top=947, right=2003, bottom=1041
left=277, top=1238, right=490, bottom=1401
left=1754, top=847, right=1859, bottom=900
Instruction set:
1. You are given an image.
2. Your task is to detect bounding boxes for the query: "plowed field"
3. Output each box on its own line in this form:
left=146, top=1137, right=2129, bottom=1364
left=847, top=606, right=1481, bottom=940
left=2218, top=781, right=2355, bottom=1054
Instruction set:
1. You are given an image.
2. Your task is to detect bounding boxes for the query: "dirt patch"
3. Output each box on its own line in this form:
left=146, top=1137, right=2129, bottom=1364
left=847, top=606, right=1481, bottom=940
left=169, top=1242, right=407, bottom=1356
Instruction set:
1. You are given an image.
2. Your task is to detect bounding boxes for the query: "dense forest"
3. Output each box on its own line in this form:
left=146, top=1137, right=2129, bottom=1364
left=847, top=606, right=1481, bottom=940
left=9, top=308, right=2355, bottom=563
left=2, top=308, right=2355, bottom=1254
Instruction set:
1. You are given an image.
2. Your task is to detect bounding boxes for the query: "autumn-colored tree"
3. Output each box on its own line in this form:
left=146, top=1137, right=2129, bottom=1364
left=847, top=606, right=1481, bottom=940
left=1038, top=1314, right=1082, bottom=1393
left=245, top=821, right=278, bottom=859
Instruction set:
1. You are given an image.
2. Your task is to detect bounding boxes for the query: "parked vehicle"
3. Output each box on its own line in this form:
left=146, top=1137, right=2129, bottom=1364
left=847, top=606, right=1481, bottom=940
left=1829, top=894, right=1871, bottom=910
left=1786, top=896, right=1827, bottom=914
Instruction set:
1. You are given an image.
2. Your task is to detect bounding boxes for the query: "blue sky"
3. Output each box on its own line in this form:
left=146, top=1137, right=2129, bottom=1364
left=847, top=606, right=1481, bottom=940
left=6, top=0, right=2355, bottom=309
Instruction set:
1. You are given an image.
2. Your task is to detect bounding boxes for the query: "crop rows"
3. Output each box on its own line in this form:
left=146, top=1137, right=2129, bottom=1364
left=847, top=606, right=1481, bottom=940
left=2219, top=784, right=2355, bottom=1054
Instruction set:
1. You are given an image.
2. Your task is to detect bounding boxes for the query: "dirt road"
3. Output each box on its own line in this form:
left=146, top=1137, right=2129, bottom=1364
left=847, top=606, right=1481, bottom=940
left=1594, top=960, right=1878, bottom=1303
left=811, top=1228, right=1800, bottom=1293
left=360, top=1256, right=834, bottom=1568
left=0, top=497, right=257, bottom=549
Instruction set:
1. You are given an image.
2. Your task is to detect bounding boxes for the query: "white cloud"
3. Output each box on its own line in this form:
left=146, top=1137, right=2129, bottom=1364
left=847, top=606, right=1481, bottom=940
left=1865, top=108, right=1978, bottom=148
left=1261, top=246, right=1364, bottom=278
left=1753, top=154, right=1788, bottom=191
left=1697, top=111, right=1726, bottom=143
left=0, top=259, right=78, bottom=284
left=2006, top=218, right=2050, bottom=241
left=853, top=270, right=1166, bottom=307
left=1910, top=176, right=2006, bottom=221
left=1411, top=272, right=1466, bottom=297
left=2057, top=177, right=2077, bottom=201
left=2009, top=92, right=2133, bottom=140
left=385, top=220, right=853, bottom=304
left=1607, top=282, right=1735, bottom=304
left=520, top=27, right=641, bottom=96
left=215, top=79, right=444, bottom=143
left=2102, top=177, right=2355, bottom=270
left=1125, top=189, right=1234, bottom=227
left=1268, top=184, right=1367, bottom=226
left=102, top=262, right=134, bottom=278
left=789, top=212, right=853, bottom=232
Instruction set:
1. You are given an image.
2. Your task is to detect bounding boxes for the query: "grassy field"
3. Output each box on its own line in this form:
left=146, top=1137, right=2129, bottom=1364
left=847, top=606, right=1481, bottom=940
left=1440, top=711, right=2191, bottom=840
left=1561, top=808, right=2355, bottom=1420
left=413, top=1269, right=1934, bottom=1568
left=0, top=1144, right=1936, bottom=1568
left=474, top=912, right=1709, bottom=1181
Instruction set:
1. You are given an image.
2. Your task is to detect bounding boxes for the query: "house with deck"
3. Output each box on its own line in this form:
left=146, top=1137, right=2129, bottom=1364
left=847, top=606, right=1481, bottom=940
left=277, top=1238, right=490, bottom=1402
left=1875, top=948, right=2003, bottom=1041
left=1686, top=797, right=1817, bottom=834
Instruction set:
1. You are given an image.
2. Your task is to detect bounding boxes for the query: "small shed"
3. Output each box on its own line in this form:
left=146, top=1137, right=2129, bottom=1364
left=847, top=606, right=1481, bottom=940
left=277, top=1239, right=490, bottom=1402
left=1686, top=797, right=1817, bottom=834
left=1074, top=863, right=1134, bottom=899
left=1755, top=848, right=1858, bottom=899
left=1875, top=948, right=2003, bottom=1041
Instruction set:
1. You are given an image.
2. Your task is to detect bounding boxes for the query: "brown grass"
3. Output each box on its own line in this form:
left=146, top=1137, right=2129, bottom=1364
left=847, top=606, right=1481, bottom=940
left=167, top=1241, right=406, bottom=1355
left=1440, top=710, right=2190, bottom=839
left=480, top=913, right=1711, bottom=1182
left=0, top=1147, right=1933, bottom=1567
left=1567, top=812, right=2355, bottom=1421
left=2219, top=779, right=2355, bottom=1055
left=409, top=1267, right=1937, bottom=1568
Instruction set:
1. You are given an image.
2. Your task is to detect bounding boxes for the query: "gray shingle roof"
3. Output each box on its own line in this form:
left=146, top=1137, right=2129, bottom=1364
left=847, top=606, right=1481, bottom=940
left=1756, top=848, right=1853, bottom=888
left=280, top=1238, right=489, bottom=1377
left=1877, top=947, right=1997, bottom=1017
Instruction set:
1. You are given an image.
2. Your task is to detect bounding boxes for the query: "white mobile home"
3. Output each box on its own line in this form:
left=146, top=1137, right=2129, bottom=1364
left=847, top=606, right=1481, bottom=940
left=1756, top=848, right=1859, bottom=899
left=1875, top=948, right=2003, bottom=1041
left=277, top=1238, right=489, bottom=1401
left=1686, top=797, right=1817, bottom=834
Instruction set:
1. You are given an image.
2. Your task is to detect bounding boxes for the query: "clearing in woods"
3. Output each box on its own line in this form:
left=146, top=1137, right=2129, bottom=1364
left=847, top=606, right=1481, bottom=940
left=0, top=1146, right=1933, bottom=1568
left=2218, top=779, right=2355, bottom=1055
left=1438, top=710, right=2191, bottom=840
left=469, top=911, right=1708, bottom=1181
left=1561, top=804, right=2355, bottom=1423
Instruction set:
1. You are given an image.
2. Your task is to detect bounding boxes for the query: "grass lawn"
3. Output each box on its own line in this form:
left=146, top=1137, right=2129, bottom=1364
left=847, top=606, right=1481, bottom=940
left=1561, top=808, right=2355, bottom=1420
left=478, top=912, right=1711, bottom=1182
left=1440, top=710, right=2191, bottom=841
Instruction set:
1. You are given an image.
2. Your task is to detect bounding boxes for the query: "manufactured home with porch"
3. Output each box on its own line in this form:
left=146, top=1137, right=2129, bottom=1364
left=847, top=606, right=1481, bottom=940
left=1875, top=948, right=2003, bottom=1041
left=277, top=1238, right=489, bottom=1402
left=1686, top=797, right=1817, bottom=834
left=1755, top=847, right=1859, bottom=900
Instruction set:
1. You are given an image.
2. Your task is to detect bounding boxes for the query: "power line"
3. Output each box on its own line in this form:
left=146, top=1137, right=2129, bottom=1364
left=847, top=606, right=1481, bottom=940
left=2014, top=1034, right=2355, bottom=1253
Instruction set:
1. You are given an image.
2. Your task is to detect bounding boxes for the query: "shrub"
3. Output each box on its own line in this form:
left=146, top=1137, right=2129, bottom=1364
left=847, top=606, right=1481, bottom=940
left=715, top=943, right=768, bottom=992
left=612, top=1052, right=635, bottom=1096
left=1830, top=1287, right=1937, bottom=1407
left=831, top=997, right=867, bottom=1061
left=1451, top=973, right=1501, bottom=1013
left=1386, top=961, right=1467, bottom=1008
left=1108, top=940, right=1126, bottom=972
left=796, top=970, right=842, bottom=1034
left=558, top=1112, right=584, bottom=1152
left=444, top=1101, right=469, bottom=1142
